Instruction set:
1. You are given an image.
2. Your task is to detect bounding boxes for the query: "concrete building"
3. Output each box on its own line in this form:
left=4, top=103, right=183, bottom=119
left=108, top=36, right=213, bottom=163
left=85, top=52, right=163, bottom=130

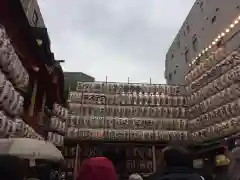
left=20, top=0, right=45, bottom=27
left=165, top=0, right=240, bottom=85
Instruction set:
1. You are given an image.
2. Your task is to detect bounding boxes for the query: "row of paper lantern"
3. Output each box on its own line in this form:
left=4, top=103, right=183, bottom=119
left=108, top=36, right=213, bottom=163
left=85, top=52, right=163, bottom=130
left=50, top=117, right=66, bottom=133
left=188, top=83, right=240, bottom=118
left=67, top=115, right=187, bottom=130
left=188, top=64, right=240, bottom=105
left=64, top=147, right=77, bottom=157
left=48, top=132, right=64, bottom=147
left=0, top=70, right=24, bottom=116
left=53, top=103, right=68, bottom=120
left=64, top=159, right=76, bottom=169
left=126, top=160, right=153, bottom=172
left=188, top=52, right=240, bottom=94
left=70, top=92, right=186, bottom=107
left=23, top=122, right=44, bottom=140
left=0, top=111, right=19, bottom=137
left=69, top=104, right=188, bottom=118
left=185, top=45, right=227, bottom=84
left=63, top=146, right=153, bottom=161
left=0, top=111, right=43, bottom=139
left=0, top=25, right=29, bottom=88
left=66, top=127, right=188, bottom=141
left=189, top=98, right=240, bottom=130
left=187, top=49, right=240, bottom=93
left=191, top=116, right=240, bottom=143
left=76, top=82, right=182, bottom=95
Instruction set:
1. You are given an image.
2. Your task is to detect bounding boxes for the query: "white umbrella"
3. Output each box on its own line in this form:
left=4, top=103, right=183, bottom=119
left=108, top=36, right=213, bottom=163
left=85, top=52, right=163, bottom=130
left=0, top=138, right=63, bottom=162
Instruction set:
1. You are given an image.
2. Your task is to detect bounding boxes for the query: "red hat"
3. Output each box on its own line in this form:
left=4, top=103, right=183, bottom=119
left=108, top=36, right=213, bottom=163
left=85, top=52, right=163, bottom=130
left=77, top=157, right=118, bottom=180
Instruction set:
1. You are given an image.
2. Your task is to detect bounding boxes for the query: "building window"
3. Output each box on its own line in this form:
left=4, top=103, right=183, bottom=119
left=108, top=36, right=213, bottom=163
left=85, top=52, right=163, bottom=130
left=200, top=2, right=203, bottom=11
left=186, top=24, right=190, bottom=33
left=177, top=38, right=180, bottom=48
left=32, top=10, right=39, bottom=26
left=216, top=8, right=219, bottom=12
left=174, top=70, right=176, bottom=75
left=171, top=53, right=174, bottom=59
left=169, top=73, right=172, bottom=81
left=192, top=34, right=198, bottom=52
left=185, top=49, right=189, bottom=63
left=211, top=16, right=216, bottom=24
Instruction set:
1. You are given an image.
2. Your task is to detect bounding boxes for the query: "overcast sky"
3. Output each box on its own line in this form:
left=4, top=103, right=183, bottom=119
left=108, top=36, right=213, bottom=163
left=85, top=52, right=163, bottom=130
left=39, top=0, right=195, bottom=84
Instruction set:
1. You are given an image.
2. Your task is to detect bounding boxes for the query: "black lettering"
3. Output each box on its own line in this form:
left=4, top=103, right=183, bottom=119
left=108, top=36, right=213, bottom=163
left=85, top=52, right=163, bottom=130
left=83, top=84, right=89, bottom=90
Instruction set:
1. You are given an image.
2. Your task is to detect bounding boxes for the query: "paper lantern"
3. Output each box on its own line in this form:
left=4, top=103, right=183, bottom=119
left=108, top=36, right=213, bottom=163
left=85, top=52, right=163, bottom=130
left=69, top=91, right=82, bottom=103
left=129, top=130, right=145, bottom=141
left=77, top=128, right=90, bottom=139
left=0, top=111, right=7, bottom=135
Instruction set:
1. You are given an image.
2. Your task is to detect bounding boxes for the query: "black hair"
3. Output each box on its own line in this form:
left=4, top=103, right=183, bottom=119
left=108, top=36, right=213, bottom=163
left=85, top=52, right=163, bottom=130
left=101, top=145, right=126, bottom=167
left=163, top=146, right=192, bottom=167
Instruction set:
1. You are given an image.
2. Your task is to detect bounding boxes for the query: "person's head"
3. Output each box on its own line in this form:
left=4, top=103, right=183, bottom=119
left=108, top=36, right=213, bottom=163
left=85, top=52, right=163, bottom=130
left=235, top=139, right=240, bottom=147
left=228, top=147, right=240, bottom=180
left=77, top=157, right=118, bottom=180
left=129, top=173, right=143, bottom=180
left=102, top=146, right=126, bottom=170
left=162, top=146, right=192, bottom=168
left=0, top=156, right=26, bottom=180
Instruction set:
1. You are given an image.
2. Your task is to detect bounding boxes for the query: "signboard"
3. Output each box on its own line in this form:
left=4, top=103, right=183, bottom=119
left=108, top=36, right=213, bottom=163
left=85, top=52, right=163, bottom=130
left=64, top=144, right=155, bottom=175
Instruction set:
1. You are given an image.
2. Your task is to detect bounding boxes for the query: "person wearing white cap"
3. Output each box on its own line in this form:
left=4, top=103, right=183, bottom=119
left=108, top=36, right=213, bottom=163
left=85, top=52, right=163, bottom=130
left=129, top=173, right=143, bottom=180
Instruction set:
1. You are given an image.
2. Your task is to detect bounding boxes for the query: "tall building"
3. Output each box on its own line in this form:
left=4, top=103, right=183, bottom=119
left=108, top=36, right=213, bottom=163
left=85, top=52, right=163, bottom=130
left=64, top=72, right=95, bottom=99
left=20, top=0, right=45, bottom=27
left=165, top=0, right=240, bottom=85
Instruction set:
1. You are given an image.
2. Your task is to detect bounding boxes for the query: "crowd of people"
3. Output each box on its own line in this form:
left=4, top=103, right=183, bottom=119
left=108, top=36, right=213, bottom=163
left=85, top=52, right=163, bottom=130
left=1, top=144, right=239, bottom=180
left=76, top=145, right=240, bottom=180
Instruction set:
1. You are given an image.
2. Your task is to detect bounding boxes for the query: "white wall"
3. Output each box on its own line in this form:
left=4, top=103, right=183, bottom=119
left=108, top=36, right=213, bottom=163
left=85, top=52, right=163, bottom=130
left=165, top=0, right=240, bottom=85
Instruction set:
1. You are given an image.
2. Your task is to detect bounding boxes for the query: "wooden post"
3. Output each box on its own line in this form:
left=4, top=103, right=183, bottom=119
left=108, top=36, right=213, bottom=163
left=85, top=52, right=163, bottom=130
left=127, top=77, right=130, bottom=93
left=39, top=92, right=46, bottom=125
left=80, top=85, right=84, bottom=120
left=29, top=79, right=38, bottom=116
left=105, top=76, right=108, bottom=137
left=73, top=144, right=80, bottom=180
left=150, top=77, right=156, bottom=173
left=68, top=83, right=71, bottom=101
left=152, top=145, right=156, bottom=173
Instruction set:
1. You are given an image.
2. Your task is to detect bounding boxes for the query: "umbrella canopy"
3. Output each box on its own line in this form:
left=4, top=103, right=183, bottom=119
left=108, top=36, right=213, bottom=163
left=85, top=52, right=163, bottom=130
left=0, top=138, right=63, bottom=162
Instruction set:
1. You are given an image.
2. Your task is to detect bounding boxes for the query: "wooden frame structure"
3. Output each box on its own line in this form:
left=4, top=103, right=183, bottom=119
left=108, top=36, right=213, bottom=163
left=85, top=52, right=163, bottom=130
left=0, top=0, right=65, bottom=137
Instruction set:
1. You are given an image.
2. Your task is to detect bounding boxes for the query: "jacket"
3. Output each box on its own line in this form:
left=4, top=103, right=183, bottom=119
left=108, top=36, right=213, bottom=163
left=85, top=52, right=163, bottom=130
left=154, top=167, right=204, bottom=180
left=228, top=147, right=240, bottom=180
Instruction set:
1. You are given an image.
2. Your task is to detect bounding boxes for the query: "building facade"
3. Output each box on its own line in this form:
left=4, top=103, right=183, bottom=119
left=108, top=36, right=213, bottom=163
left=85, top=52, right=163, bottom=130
left=20, top=0, right=45, bottom=27
left=165, top=0, right=240, bottom=85
left=63, top=72, right=95, bottom=100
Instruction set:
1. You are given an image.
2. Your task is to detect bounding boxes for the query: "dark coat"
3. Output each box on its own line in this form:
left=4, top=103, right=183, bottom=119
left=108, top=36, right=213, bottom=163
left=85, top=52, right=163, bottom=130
left=150, top=167, right=204, bottom=180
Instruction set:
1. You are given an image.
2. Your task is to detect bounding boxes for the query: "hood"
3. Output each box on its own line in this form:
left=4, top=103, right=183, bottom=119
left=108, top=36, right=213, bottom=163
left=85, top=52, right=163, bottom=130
left=228, top=147, right=240, bottom=180
left=77, top=157, right=118, bottom=180
left=231, top=147, right=240, bottom=159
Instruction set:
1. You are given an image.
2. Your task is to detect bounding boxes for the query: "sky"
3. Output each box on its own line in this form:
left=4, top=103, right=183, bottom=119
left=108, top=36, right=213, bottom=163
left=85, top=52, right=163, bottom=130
left=39, top=0, right=195, bottom=84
